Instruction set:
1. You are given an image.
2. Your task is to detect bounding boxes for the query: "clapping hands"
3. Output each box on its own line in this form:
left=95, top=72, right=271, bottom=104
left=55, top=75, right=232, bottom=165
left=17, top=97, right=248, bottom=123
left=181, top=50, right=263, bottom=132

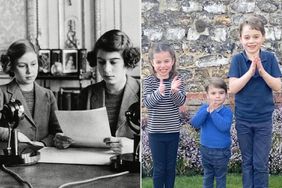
left=253, top=56, right=265, bottom=76
left=207, top=100, right=221, bottom=113
left=158, top=76, right=182, bottom=96
left=171, top=76, right=181, bottom=94
left=158, top=79, right=165, bottom=96
left=249, top=56, right=265, bottom=76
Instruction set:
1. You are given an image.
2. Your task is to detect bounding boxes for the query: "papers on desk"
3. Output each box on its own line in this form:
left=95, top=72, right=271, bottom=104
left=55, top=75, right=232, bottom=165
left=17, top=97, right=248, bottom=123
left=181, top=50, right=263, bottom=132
left=39, top=147, right=115, bottom=165
left=55, top=107, right=112, bottom=148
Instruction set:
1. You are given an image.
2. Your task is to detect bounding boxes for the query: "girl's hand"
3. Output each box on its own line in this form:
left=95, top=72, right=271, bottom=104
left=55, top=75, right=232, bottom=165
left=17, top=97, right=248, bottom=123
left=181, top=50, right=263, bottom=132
left=53, top=133, right=74, bottom=149
left=104, top=137, right=133, bottom=154
left=171, top=76, right=181, bottom=94
left=159, top=79, right=165, bottom=96
left=253, top=56, right=265, bottom=76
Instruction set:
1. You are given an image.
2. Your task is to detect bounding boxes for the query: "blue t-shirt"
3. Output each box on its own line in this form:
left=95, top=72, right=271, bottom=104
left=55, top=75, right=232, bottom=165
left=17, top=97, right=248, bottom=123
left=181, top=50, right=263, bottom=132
left=228, top=50, right=282, bottom=122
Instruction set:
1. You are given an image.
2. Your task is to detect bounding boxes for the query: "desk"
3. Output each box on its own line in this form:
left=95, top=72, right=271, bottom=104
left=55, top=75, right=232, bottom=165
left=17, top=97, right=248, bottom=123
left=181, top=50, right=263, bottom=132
left=0, top=143, right=139, bottom=188
left=0, top=163, right=140, bottom=188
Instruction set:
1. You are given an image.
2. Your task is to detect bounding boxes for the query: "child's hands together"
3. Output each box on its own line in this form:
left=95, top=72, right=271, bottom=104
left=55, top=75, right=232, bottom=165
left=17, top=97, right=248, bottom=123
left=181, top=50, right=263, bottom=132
left=249, top=56, right=265, bottom=76
left=253, top=56, right=265, bottom=76
left=171, top=76, right=181, bottom=94
left=249, top=59, right=257, bottom=76
left=207, top=100, right=221, bottom=113
left=159, top=79, right=165, bottom=96
left=158, top=76, right=182, bottom=96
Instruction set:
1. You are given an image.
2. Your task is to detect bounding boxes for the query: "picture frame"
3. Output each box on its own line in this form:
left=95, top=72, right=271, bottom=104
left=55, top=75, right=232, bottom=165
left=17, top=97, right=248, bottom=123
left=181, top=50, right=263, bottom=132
left=78, top=49, right=88, bottom=73
left=62, top=49, right=78, bottom=74
left=38, top=49, right=51, bottom=74
left=50, top=49, right=63, bottom=75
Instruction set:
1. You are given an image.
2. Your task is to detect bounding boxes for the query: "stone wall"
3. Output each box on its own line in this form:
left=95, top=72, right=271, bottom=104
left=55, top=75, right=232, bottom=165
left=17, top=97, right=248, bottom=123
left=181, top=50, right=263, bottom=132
left=141, top=0, right=282, bottom=113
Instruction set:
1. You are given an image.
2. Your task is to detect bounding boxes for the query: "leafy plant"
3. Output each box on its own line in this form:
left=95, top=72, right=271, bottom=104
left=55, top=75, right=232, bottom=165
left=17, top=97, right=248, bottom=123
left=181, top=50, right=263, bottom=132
left=142, top=107, right=282, bottom=177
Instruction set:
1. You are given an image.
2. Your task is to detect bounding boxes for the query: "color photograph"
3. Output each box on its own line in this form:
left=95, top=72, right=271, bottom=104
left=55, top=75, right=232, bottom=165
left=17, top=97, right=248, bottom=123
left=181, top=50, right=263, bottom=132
left=141, top=0, right=282, bottom=188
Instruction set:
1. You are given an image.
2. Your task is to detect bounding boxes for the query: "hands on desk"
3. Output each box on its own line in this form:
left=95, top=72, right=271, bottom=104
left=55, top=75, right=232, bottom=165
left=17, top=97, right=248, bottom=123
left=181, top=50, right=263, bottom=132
left=104, top=137, right=133, bottom=154
left=53, top=133, right=74, bottom=149
left=18, top=132, right=73, bottom=149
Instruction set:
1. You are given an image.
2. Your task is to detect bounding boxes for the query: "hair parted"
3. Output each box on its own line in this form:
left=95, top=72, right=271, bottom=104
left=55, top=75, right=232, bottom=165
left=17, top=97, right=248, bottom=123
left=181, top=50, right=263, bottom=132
left=87, top=29, right=140, bottom=68
left=0, top=39, right=37, bottom=77
left=148, top=41, right=178, bottom=77
left=205, top=77, right=228, bottom=93
left=239, top=15, right=265, bottom=37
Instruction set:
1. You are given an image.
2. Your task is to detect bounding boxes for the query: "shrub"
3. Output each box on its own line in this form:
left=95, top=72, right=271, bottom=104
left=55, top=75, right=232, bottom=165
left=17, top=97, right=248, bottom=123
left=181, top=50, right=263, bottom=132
left=269, top=107, right=282, bottom=174
left=142, top=107, right=282, bottom=177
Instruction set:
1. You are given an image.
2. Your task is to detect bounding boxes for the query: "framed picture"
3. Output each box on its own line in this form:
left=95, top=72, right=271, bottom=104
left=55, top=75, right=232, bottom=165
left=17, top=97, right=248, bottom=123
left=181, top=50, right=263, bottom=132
left=0, top=50, right=10, bottom=80
left=51, top=49, right=63, bottom=75
left=38, top=49, right=51, bottom=74
left=62, top=49, right=78, bottom=73
left=78, top=49, right=88, bottom=73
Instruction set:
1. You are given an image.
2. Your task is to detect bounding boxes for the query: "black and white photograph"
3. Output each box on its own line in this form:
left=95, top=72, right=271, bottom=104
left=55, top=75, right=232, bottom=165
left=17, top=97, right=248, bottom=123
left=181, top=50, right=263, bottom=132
left=38, top=49, right=51, bottom=74
left=50, top=49, right=63, bottom=75
left=3, top=0, right=282, bottom=187
left=0, top=0, right=141, bottom=188
left=62, top=49, right=78, bottom=73
left=78, top=48, right=88, bottom=73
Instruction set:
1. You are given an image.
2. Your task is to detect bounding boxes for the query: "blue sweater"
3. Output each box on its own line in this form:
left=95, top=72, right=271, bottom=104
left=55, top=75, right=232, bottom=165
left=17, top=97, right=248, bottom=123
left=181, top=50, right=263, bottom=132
left=191, top=104, right=233, bottom=148
left=143, top=75, right=186, bottom=133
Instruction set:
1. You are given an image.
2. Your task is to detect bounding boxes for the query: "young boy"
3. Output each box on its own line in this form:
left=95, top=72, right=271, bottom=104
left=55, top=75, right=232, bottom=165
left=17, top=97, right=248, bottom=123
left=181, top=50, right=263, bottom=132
left=228, top=15, right=282, bottom=188
left=191, top=77, right=233, bottom=188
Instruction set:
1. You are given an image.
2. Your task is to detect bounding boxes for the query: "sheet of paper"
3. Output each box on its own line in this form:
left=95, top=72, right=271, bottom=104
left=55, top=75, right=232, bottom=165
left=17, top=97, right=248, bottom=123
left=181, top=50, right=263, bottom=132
left=55, top=107, right=111, bottom=148
left=39, top=147, right=115, bottom=165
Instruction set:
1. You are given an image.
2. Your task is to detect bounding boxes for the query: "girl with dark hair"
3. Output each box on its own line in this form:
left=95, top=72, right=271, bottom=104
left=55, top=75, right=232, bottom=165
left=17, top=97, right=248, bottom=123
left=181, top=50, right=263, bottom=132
left=0, top=39, right=72, bottom=149
left=79, top=29, right=140, bottom=154
left=143, top=42, right=186, bottom=188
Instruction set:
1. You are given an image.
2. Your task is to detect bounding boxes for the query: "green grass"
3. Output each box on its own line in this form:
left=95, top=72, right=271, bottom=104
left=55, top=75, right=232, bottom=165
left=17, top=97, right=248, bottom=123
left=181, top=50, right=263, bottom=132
left=142, top=174, right=282, bottom=188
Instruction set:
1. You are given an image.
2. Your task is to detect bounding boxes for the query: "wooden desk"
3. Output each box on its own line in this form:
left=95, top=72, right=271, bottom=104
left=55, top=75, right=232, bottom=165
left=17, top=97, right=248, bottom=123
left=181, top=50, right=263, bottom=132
left=0, top=163, right=140, bottom=188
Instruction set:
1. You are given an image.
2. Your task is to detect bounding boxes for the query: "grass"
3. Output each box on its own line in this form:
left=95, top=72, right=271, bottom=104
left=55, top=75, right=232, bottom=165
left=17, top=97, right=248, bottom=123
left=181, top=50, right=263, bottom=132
left=142, top=174, right=282, bottom=188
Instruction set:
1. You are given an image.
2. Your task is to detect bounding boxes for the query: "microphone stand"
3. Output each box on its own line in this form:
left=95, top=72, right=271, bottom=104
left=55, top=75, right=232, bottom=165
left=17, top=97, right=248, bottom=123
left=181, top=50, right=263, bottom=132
left=110, top=103, right=140, bottom=173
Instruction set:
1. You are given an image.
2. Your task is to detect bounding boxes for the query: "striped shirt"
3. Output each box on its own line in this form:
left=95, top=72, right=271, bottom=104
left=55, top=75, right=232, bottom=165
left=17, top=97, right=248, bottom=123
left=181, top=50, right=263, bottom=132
left=143, top=75, right=186, bottom=133
left=105, top=89, right=124, bottom=136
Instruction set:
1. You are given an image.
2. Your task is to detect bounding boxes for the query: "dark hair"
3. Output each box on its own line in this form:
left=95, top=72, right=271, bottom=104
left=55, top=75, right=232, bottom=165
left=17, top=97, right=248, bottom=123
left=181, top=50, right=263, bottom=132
left=87, top=29, right=140, bottom=68
left=148, top=42, right=178, bottom=77
left=239, top=15, right=265, bottom=37
left=205, top=77, right=227, bottom=93
left=0, top=39, right=37, bottom=77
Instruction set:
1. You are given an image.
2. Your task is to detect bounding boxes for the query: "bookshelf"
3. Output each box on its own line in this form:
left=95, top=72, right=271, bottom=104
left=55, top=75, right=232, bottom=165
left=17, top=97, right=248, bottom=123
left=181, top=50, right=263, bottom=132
left=36, top=48, right=95, bottom=111
left=36, top=66, right=95, bottom=110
